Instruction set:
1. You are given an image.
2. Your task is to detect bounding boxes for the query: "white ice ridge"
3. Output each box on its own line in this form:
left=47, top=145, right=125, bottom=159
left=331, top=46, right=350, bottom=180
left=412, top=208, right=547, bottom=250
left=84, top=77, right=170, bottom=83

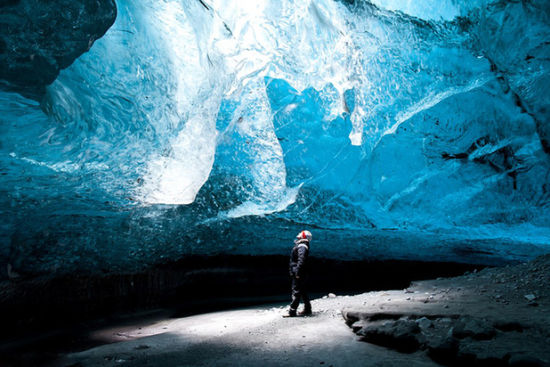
left=134, top=0, right=361, bottom=205
left=138, top=0, right=224, bottom=205
left=383, top=77, right=491, bottom=139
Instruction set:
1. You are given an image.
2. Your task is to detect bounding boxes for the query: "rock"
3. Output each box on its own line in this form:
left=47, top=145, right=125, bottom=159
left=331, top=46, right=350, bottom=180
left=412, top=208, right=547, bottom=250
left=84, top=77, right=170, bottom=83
left=493, top=320, right=524, bottom=332
left=458, top=339, right=510, bottom=365
left=426, top=336, right=458, bottom=365
left=452, top=316, right=495, bottom=340
left=134, top=345, right=150, bottom=350
left=346, top=255, right=550, bottom=367
left=508, top=354, right=546, bottom=367
left=358, top=319, right=422, bottom=353
left=342, top=311, right=361, bottom=326
left=416, top=317, right=432, bottom=330
left=0, top=0, right=117, bottom=99
left=328, top=293, right=336, bottom=298
left=351, top=321, right=367, bottom=333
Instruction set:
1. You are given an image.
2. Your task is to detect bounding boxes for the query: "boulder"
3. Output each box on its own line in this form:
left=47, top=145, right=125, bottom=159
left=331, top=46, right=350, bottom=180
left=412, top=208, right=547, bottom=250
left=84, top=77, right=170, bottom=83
left=358, top=319, right=423, bottom=353
left=452, top=316, right=496, bottom=340
left=0, top=0, right=116, bottom=99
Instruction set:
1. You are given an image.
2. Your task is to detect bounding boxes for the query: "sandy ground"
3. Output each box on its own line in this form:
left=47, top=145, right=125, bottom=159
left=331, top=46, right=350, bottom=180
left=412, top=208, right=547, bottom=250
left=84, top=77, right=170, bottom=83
left=53, top=255, right=550, bottom=367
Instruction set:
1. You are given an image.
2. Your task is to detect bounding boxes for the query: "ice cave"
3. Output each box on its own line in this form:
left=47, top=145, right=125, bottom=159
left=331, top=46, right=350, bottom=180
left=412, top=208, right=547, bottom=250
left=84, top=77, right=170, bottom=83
left=1, top=0, right=549, bottom=366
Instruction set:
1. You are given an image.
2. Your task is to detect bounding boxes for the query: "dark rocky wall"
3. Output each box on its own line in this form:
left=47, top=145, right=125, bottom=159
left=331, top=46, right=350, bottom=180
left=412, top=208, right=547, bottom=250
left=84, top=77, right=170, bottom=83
left=0, top=255, right=480, bottom=335
left=0, top=0, right=116, bottom=99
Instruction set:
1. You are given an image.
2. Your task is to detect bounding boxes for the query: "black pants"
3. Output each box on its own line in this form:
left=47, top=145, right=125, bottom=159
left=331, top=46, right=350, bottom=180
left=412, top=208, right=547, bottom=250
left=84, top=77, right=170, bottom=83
left=290, top=276, right=311, bottom=311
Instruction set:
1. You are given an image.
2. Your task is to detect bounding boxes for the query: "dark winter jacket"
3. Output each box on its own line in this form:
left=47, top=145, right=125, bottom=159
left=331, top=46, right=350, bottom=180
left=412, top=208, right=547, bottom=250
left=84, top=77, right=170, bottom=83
left=289, top=239, right=310, bottom=277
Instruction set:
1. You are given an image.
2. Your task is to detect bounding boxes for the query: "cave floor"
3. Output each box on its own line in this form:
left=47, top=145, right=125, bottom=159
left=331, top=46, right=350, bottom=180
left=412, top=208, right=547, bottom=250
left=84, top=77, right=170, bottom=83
left=52, top=297, right=438, bottom=367
left=49, top=254, right=550, bottom=367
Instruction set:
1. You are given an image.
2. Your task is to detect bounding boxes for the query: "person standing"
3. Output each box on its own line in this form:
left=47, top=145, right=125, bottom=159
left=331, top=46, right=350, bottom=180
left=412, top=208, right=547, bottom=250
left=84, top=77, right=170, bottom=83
left=285, top=230, right=312, bottom=317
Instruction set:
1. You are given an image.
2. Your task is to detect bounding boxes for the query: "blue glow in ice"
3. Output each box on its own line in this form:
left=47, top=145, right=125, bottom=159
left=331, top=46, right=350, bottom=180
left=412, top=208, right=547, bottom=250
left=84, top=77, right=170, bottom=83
left=1, top=0, right=549, bottom=275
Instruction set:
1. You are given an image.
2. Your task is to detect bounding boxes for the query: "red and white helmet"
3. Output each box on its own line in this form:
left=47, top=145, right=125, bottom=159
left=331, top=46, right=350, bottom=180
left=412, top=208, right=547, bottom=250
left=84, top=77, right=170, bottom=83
left=296, top=230, right=312, bottom=242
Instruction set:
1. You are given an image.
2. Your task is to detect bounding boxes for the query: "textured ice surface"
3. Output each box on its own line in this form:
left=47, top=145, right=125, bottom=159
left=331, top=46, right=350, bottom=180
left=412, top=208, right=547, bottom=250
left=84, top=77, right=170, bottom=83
left=1, top=0, right=549, bottom=276
left=0, top=0, right=116, bottom=99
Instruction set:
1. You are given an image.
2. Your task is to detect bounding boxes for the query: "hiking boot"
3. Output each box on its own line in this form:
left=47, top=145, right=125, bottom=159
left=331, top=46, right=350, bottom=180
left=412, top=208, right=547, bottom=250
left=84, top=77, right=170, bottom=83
left=298, top=309, right=312, bottom=316
left=283, top=309, right=297, bottom=317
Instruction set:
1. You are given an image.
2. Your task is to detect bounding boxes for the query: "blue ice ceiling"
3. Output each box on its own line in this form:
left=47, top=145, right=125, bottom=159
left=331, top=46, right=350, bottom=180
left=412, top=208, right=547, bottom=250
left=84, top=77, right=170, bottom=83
left=1, top=0, right=550, bottom=276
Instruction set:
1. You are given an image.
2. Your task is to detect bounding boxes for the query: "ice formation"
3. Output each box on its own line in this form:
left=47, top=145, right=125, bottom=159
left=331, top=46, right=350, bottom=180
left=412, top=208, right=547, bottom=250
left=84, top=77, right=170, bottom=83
left=1, top=0, right=549, bottom=275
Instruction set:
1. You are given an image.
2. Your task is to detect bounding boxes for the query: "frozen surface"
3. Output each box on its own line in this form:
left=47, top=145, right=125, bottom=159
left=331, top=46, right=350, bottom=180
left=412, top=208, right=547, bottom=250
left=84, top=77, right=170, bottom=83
left=1, top=0, right=550, bottom=276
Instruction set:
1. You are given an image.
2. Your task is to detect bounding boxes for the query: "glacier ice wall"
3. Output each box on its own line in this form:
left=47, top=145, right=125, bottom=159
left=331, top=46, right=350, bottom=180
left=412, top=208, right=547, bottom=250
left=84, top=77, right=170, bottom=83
left=1, top=0, right=550, bottom=276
